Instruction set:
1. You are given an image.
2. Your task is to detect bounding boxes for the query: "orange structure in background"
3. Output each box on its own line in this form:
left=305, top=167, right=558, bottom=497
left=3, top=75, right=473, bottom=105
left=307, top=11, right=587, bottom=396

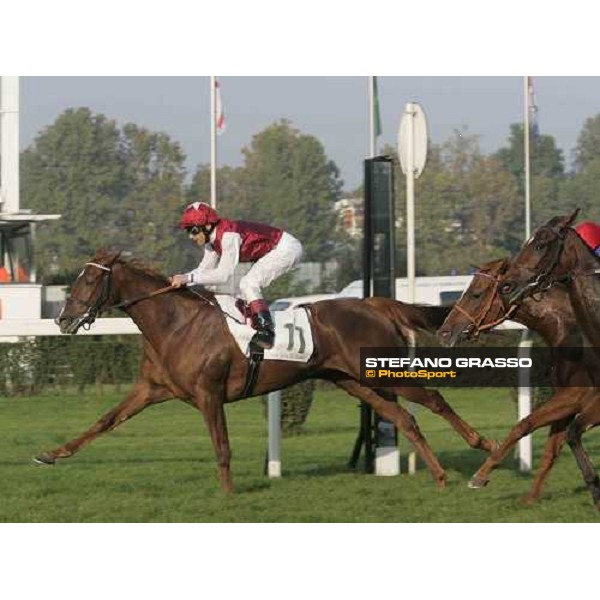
left=16, top=265, right=29, bottom=282
left=0, top=265, right=30, bottom=282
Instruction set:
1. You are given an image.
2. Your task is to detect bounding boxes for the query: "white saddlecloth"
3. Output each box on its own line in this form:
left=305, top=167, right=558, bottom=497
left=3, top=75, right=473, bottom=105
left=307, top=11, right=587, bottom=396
left=215, top=295, right=314, bottom=362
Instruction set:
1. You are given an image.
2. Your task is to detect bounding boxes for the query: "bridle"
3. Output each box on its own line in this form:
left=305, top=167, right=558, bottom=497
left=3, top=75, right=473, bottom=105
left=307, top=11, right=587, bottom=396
left=452, top=270, right=518, bottom=338
left=64, top=260, right=225, bottom=332
left=66, top=261, right=174, bottom=331
left=507, top=224, right=570, bottom=305
left=66, top=262, right=115, bottom=330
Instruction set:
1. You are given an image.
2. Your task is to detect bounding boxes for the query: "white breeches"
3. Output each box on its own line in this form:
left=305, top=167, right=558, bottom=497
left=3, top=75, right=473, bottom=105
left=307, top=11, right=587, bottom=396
left=239, top=232, right=303, bottom=303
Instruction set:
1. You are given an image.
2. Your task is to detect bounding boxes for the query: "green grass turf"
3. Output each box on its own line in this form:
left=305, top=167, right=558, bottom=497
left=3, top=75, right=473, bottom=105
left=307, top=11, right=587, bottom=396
left=0, top=386, right=599, bottom=522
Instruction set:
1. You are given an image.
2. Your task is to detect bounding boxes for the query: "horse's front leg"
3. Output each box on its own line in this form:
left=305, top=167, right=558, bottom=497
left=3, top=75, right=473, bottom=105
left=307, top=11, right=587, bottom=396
left=34, top=380, right=172, bottom=464
left=566, top=401, right=600, bottom=510
left=521, top=418, right=570, bottom=504
left=469, top=388, right=582, bottom=489
left=196, top=392, right=233, bottom=494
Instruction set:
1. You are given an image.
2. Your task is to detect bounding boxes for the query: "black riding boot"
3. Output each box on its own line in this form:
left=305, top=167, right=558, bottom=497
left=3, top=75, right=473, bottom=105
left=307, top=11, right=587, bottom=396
left=250, top=310, right=275, bottom=350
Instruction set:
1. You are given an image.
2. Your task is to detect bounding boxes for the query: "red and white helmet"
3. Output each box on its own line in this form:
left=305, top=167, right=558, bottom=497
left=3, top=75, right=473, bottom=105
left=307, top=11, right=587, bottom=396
left=178, top=202, right=220, bottom=230
left=575, top=221, right=600, bottom=251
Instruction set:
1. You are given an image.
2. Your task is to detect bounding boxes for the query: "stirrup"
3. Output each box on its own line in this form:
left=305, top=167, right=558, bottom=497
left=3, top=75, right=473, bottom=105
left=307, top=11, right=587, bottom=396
left=250, top=329, right=275, bottom=350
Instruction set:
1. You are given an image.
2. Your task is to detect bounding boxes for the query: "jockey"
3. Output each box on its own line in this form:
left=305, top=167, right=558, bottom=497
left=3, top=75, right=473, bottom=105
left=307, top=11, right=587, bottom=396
left=575, top=221, right=600, bottom=257
left=170, top=201, right=303, bottom=350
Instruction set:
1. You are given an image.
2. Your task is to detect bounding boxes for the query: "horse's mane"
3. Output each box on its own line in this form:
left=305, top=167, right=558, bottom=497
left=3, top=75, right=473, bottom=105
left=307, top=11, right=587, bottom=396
left=472, top=257, right=509, bottom=276
left=90, top=249, right=214, bottom=298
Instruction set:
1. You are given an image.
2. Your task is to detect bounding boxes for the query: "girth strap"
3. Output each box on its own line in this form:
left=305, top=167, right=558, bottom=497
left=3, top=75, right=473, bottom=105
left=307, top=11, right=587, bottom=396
left=241, top=349, right=264, bottom=398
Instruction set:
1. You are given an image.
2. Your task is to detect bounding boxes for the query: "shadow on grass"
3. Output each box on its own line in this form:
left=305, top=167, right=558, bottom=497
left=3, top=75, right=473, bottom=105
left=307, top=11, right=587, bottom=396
left=427, top=448, right=517, bottom=478
left=26, top=455, right=215, bottom=467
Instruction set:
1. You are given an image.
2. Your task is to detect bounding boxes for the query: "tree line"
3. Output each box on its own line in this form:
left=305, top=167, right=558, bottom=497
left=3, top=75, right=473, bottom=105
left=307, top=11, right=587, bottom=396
left=20, top=106, right=600, bottom=296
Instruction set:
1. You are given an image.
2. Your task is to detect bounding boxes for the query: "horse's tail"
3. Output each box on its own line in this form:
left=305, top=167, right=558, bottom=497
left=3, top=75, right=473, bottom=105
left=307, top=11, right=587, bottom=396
left=364, top=297, right=452, bottom=338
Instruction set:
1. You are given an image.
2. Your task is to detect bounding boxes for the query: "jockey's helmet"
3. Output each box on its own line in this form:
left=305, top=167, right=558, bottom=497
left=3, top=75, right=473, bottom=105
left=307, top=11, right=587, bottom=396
left=178, top=202, right=220, bottom=230
left=575, top=221, right=600, bottom=251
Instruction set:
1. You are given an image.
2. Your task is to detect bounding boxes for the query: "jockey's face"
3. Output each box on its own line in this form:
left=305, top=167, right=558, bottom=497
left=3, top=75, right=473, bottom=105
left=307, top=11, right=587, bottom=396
left=187, top=226, right=209, bottom=245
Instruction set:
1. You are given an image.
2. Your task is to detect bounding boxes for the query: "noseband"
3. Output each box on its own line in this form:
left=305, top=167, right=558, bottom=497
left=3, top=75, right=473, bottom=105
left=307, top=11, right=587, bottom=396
left=452, top=271, right=518, bottom=338
left=68, top=262, right=114, bottom=330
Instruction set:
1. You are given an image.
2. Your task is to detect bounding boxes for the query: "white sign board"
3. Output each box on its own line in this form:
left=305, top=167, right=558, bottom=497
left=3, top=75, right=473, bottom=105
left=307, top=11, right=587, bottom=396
left=398, top=103, right=428, bottom=178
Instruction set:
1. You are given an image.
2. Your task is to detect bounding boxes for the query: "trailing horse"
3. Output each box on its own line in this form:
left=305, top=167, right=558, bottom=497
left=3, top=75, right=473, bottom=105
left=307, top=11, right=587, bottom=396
left=437, top=257, right=600, bottom=509
left=42, top=249, right=495, bottom=493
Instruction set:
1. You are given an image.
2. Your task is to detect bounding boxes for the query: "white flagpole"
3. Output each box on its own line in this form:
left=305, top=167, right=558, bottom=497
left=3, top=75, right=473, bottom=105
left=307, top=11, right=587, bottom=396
left=368, top=76, right=376, bottom=158
left=524, top=76, right=531, bottom=239
left=519, top=75, right=533, bottom=473
left=210, top=76, right=217, bottom=210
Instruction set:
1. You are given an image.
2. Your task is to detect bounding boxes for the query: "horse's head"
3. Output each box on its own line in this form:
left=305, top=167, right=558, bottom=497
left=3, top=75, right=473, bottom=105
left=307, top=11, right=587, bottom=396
left=501, top=210, right=580, bottom=305
left=437, top=258, right=512, bottom=347
left=56, top=251, right=121, bottom=334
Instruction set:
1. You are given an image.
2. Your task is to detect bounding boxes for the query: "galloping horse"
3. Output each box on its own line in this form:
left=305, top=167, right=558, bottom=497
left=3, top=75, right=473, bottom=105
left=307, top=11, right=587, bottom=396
left=42, top=249, right=496, bottom=492
left=437, top=257, right=600, bottom=508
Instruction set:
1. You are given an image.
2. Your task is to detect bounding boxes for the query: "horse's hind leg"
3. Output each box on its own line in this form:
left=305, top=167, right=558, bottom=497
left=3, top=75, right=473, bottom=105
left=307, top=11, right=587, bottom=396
left=566, top=400, right=600, bottom=510
left=522, top=419, right=570, bottom=505
left=468, top=388, right=583, bottom=489
left=393, top=386, right=497, bottom=452
left=335, top=378, right=447, bottom=488
left=34, top=379, right=172, bottom=464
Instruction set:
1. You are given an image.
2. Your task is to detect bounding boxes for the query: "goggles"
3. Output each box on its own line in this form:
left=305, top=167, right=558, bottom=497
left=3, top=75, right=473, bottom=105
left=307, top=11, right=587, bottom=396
left=186, top=226, right=203, bottom=236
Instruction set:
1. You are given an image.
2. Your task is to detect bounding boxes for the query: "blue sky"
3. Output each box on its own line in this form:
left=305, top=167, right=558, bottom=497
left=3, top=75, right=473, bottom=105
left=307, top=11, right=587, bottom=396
left=20, top=76, right=600, bottom=192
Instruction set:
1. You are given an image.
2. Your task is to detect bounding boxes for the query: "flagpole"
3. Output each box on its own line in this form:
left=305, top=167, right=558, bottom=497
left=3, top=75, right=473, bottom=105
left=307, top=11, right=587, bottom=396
left=520, top=76, right=533, bottom=473
left=368, top=76, right=376, bottom=158
left=210, top=75, right=217, bottom=210
left=524, top=76, right=531, bottom=239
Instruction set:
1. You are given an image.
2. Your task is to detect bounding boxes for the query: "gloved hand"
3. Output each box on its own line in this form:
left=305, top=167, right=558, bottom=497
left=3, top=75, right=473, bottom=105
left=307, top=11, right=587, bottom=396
left=169, top=274, right=189, bottom=287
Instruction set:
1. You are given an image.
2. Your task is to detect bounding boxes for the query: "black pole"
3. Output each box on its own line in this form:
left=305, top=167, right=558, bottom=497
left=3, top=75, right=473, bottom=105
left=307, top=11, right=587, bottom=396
left=348, top=156, right=396, bottom=474
left=348, top=159, right=375, bottom=473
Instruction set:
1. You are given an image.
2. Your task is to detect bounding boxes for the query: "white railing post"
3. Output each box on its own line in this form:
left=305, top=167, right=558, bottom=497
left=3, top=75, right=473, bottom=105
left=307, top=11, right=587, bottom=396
left=518, top=331, right=533, bottom=471
left=267, top=390, right=282, bottom=478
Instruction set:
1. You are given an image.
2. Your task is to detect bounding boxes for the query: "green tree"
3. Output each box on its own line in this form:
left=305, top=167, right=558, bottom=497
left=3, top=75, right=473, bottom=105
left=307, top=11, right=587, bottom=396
left=408, top=131, right=521, bottom=275
left=495, top=123, right=564, bottom=183
left=559, top=158, right=600, bottom=223
left=575, top=114, right=600, bottom=170
left=21, top=108, right=124, bottom=279
left=494, top=124, right=564, bottom=232
left=118, top=123, right=187, bottom=273
left=238, top=120, right=343, bottom=261
left=21, top=109, right=187, bottom=280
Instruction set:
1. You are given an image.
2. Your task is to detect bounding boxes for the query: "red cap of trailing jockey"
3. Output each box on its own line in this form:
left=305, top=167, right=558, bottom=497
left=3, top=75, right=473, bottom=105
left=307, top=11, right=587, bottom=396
left=575, top=221, right=600, bottom=251
left=178, top=202, right=220, bottom=229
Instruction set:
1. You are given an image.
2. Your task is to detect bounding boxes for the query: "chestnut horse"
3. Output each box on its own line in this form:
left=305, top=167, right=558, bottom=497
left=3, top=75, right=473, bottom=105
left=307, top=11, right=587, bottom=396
left=41, top=249, right=496, bottom=493
left=437, top=257, right=600, bottom=508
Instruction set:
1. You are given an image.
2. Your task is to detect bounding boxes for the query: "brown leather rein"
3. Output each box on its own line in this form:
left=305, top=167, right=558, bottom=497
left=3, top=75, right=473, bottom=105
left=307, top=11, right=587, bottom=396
left=452, top=271, right=518, bottom=338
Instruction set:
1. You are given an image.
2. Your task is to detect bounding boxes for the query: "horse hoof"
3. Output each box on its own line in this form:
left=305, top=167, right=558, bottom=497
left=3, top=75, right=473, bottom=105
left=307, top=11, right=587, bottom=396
left=468, top=477, right=488, bottom=489
left=521, top=494, right=537, bottom=506
left=33, top=452, right=56, bottom=465
left=438, top=474, right=449, bottom=488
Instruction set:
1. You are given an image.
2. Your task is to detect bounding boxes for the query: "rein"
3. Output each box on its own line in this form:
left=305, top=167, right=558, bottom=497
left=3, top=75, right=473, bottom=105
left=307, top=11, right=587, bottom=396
left=71, top=261, right=229, bottom=330
left=453, top=271, right=518, bottom=337
left=108, top=285, right=175, bottom=311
